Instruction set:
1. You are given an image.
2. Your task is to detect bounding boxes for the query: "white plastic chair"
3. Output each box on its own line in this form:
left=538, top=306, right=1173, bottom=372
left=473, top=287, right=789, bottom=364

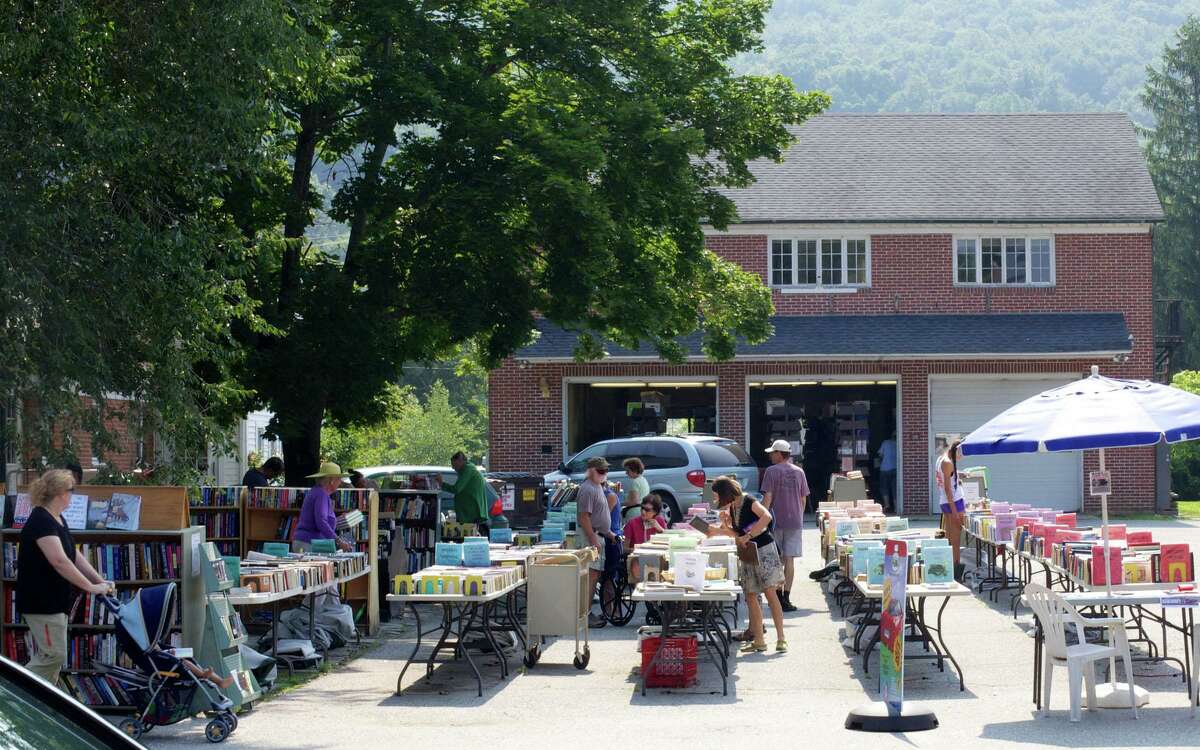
left=1025, top=584, right=1138, bottom=722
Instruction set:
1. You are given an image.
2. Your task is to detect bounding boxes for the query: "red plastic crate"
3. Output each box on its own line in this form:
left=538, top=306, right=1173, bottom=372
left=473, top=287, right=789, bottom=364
left=640, top=635, right=698, bottom=688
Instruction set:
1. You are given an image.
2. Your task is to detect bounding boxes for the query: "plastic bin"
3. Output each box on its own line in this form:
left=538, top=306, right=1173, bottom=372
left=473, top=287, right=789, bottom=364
left=640, top=635, right=698, bottom=688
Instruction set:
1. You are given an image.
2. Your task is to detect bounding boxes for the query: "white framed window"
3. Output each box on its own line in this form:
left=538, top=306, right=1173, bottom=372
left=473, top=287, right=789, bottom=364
left=954, top=235, right=1054, bottom=286
left=767, top=236, right=871, bottom=289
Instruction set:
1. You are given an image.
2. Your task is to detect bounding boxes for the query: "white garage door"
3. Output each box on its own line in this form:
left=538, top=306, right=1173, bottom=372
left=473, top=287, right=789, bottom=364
left=929, top=376, right=1082, bottom=512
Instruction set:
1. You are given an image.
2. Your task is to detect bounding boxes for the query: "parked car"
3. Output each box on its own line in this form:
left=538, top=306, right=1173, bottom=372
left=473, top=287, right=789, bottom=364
left=543, top=435, right=759, bottom=522
left=354, top=464, right=456, bottom=490
left=0, top=655, right=145, bottom=749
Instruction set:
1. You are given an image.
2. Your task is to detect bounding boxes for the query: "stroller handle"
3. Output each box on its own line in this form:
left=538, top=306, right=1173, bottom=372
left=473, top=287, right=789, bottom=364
left=97, top=593, right=123, bottom=615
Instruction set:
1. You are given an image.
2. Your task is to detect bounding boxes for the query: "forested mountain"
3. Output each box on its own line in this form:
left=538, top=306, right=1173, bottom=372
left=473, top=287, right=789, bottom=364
left=741, top=0, right=1200, bottom=123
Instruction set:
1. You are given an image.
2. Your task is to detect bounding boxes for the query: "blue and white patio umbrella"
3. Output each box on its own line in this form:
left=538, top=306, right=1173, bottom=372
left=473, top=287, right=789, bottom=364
left=961, top=365, right=1200, bottom=708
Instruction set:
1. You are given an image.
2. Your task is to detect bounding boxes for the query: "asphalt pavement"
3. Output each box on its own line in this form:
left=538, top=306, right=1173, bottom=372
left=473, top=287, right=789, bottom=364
left=145, top=517, right=1200, bottom=749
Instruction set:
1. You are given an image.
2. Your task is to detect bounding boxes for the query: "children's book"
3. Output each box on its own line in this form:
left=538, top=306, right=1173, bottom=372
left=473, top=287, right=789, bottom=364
left=104, top=493, right=142, bottom=531
left=1159, top=544, right=1194, bottom=583
left=86, top=499, right=110, bottom=530
left=867, top=546, right=885, bottom=585
left=922, top=546, right=954, bottom=584
left=61, top=494, right=89, bottom=530
left=11, top=493, right=32, bottom=528
left=1090, top=545, right=1122, bottom=586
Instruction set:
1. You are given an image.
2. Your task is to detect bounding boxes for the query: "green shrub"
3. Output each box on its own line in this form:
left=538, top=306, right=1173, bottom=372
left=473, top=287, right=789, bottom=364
left=1170, top=371, right=1200, bottom=499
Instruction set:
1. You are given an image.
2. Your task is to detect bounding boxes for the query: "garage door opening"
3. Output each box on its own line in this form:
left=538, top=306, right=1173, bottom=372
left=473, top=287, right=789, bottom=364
left=747, top=378, right=898, bottom=510
left=565, top=380, right=717, bottom=455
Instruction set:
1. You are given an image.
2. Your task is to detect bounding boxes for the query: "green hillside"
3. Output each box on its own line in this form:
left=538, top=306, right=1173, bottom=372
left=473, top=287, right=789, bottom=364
left=741, top=0, right=1200, bottom=123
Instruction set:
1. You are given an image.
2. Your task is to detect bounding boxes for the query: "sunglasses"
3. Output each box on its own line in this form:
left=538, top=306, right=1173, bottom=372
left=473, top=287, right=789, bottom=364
left=594, top=468, right=608, bottom=475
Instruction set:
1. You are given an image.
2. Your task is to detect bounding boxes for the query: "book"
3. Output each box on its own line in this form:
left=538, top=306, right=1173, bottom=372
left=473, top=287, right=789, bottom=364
left=1160, top=544, right=1194, bottom=583
left=86, top=499, right=110, bottom=530
left=103, top=493, right=142, bottom=531
left=922, top=546, right=954, bottom=584
left=1090, top=545, right=1122, bottom=586
left=688, top=516, right=711, bottom=534
left=12, top=494, right=32, bottom=528
left=867, top=546, right=885, bottom=585
left=62, top=494, right=89, bottom=530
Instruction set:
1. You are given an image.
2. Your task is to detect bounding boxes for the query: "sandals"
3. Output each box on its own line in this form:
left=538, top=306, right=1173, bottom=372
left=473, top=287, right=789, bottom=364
left=775, top=640, right=789, bottom=653
left=734, top=629, right=755, bottom=642
left=740, top=641, right=768, bottom=653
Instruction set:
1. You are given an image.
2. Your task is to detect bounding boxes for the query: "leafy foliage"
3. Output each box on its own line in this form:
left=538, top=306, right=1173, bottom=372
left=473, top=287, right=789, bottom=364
left=1142, top=18, right=1200, bottom=371
left=0, top=1, right=304, bottom=469
left=1169, top=371, right=1200, bottom=499
left=234, top=0, right=827, bottom=482
left=744, top=0, right=1200, bottom=124
left=321, top=382, right=484, bottom=468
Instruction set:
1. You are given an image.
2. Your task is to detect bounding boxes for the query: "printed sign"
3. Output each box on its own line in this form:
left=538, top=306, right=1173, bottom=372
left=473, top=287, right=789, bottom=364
left=1089, top=470, right=1112, bottom=497
left=879, top=539, right=909, bottom=717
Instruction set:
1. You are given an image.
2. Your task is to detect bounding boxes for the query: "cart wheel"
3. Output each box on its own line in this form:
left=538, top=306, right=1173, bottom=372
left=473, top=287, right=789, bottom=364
left=573, top=647, right=590, bottom=670
left=523, top=645, right=541, bottom=668
left=205, top=718, right=231, bottom=744
left=117, top=718, right=143, bottom=741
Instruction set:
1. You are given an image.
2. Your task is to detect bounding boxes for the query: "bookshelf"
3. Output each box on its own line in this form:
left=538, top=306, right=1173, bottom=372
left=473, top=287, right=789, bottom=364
left=0, top=484, right=203, bottom=713
left=242, top=487, right=379, bottom=635
left=194, top=541, right=260, bottom=710
left=189, top=486, right=246, bottom=558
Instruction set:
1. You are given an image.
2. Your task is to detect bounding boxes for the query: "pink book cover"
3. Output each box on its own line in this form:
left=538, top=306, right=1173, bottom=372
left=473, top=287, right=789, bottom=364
left=1043, top=525, right=1068, bottom=545
left=1090, top=545, right=1123, bottom=586
left=1029, top=523, right=1046, bottom=538
left=1107, top=525, right=1126, bottom=540
left=1016, top=517, right=1036, bottom=529
left=1160, top=544, right=1193, bottom=583
left=1055, top=513, right=1077, bottom=528
left=1058, top=529, right=1085, bottom=542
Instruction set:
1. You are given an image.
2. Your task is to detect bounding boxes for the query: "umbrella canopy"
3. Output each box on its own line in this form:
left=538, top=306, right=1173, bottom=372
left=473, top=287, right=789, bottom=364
left=962, top=366, right=1200, bottom=456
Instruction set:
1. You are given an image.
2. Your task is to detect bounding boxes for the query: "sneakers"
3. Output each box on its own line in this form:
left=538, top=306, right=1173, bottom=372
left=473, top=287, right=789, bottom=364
left=780, top=590, right=798, bottom=612
left=739, top=641, right=768, bottom=653
left=775, top=640, right=789, bottom=653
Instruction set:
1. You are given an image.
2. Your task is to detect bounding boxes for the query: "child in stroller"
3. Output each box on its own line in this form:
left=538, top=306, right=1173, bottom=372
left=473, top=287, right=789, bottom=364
left=94, top=582, right=240, bottom=743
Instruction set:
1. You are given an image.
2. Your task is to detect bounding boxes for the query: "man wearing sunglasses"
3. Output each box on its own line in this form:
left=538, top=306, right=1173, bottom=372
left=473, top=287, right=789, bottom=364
left=577, top=456, right=618, bottom=628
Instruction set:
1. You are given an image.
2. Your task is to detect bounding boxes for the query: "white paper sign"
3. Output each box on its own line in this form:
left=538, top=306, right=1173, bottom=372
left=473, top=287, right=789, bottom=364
left=62, top=494, right=89, bottom=530
left=673, top=551, right=707, bottom=592
left=1089, top=470, right=1112, bottom=497
left=961, top=481, right=981, bottom=503
left=501, top=487, right=515, bottom=512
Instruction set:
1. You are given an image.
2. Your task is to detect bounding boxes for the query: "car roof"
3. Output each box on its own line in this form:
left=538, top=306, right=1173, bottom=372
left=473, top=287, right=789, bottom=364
left=354, top=465, right=454, bottom=476
left=606, top=434, right=739, bottom=444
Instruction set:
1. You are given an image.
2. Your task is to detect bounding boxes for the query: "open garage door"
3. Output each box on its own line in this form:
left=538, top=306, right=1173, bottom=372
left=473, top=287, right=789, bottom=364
left=564, top=379, right=717, bottom=456
left=929, top=376, right=1082, bottom=512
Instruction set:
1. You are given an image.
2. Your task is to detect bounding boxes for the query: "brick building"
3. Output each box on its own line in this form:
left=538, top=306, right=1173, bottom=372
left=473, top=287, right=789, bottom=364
left=489, top=113, right=1166, bottom=514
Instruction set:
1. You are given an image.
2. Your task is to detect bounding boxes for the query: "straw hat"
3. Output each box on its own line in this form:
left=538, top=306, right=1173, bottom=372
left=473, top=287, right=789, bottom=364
left=306, top=461, right=349, bottom=479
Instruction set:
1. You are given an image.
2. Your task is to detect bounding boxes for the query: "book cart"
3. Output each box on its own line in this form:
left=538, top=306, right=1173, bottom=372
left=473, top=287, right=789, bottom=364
left=1, top=486, right=205, bottom=714
left=189, top=486, right=246, bottom=558
left=194, top=541, right=261, bottom=712
left=242, top=487, right=380, bottom=635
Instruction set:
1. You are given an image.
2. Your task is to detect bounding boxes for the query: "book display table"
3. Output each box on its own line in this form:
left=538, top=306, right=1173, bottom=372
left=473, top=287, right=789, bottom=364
left=850, top=578, right=971, bottom=692
left=1021, top=589, right=1200, bottom=715
left=965, top=528, right=1024, bottom=602
left=631, top=583, right=740, bottom=696
left=387, top=579, right=526, bottom=698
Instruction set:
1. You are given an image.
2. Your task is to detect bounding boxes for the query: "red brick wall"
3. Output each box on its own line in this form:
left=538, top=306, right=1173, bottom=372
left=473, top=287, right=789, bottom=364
left=18, top=396, right=155, bottom=481
left=488, top=229, right=1157, bottom=512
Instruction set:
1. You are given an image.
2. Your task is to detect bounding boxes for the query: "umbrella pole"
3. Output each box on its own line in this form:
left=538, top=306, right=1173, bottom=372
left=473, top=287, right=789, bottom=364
left=1099, top=448, right=1116, bottom=691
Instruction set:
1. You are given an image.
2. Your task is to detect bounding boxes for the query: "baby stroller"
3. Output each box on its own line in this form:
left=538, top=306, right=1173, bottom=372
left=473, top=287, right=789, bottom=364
left=94, top=583, right=238, bottom=743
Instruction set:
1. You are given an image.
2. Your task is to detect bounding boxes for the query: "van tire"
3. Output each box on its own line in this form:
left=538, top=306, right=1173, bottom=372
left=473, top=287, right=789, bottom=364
left=659, top=493, right=681, bottom=525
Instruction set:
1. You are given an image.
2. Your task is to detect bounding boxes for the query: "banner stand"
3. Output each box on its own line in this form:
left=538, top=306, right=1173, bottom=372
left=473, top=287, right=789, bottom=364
left=846, top=539, right=938, bottom=733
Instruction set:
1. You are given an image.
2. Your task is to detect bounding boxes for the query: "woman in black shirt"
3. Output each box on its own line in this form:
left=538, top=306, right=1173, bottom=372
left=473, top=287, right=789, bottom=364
left=707, top=477, right=787, bottom=654
left=17, top=470, right=114, bottom=685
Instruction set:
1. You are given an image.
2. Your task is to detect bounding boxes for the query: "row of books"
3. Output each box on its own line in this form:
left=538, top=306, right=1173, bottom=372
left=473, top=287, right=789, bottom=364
left=275, top=516, right=299, bottom=541
left=398, top=496, right=438, bottom=527
left=74, top=542, right=183, bottom=581
left=190, top=486, right=244, bottom=507
left=246, top=487, right=370, bottom=510
left=239, top=553, right=366, bottom=594
left=844, top=539, right=955, bottom=585
left=190, top=510, right=240, bottom=539
left=68, top=592, right=140, bottom=626
left=394, top=564, right=524, bottom=596
left=63, top=673, right=134, bottom=707
left=1, top=543, right=15, bottom=577
left=211, top=540, right=239, bottom=557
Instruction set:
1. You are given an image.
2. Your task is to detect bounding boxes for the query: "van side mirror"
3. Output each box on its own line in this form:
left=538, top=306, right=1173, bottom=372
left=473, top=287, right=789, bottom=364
left=557, top=461, right=567, bottom=474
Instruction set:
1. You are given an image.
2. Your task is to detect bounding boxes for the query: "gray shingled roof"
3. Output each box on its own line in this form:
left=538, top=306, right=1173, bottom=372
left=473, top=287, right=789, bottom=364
left=516, top=313, right=1132, bottom=360
left=718, top=113, right=1164, bottom=224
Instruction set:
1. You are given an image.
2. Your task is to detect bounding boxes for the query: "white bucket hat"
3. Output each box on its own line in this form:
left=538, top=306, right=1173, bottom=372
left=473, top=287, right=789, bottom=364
left=765, top=439, right=792, bottom=453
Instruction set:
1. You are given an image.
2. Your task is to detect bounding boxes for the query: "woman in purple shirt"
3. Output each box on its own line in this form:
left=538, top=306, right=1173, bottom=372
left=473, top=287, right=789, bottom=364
left=293, top=462, right=353, bottom=552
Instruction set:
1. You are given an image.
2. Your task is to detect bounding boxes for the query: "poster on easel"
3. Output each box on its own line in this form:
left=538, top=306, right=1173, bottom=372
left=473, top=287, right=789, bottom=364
left=879, top=539, right=908, bottom=717
left=1088, top=470, right=1111, bottom=497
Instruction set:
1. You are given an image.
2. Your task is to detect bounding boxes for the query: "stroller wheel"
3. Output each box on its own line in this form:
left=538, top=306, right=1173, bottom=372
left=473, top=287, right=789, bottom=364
left=117, top=718, right=143, bottom=740
left=205, top=718, right=230, bottom=744
left=221, top=710, right=239, bottom=732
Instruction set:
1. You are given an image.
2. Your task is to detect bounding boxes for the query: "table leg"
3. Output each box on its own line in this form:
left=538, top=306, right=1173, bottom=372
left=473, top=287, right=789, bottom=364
left=1189, top=607, right=1198, bottom=718
left=426, top=604, right=454, bottom=675
left=1033, top=616, right=1042, bottom=709
left=396, top=604, right=424, bottom=695
left=458, top=603, right=484, bottom=698
left=932, top=596, right=964, bottom=691
left=270, top=600, right=279, bottom=660
left=479, top=600, right=508, bottom=679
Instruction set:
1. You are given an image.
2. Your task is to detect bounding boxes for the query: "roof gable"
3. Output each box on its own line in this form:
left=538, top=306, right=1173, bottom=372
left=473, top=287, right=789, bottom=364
left=719, top=113, right=1164, bottom=224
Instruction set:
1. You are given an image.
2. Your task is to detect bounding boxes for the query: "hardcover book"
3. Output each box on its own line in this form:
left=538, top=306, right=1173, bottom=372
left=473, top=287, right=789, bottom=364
left=1090, top=545, right=1122, bottom=586
left=1160, top=544, right=1194, bottom=583
left=104, top=493, right=142, bottom=531
left=922, top=546, right=954, bottom=584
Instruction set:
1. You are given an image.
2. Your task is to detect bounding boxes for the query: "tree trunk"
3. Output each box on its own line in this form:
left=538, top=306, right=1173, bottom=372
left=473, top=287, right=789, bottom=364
left=281, top=405, right=325, bottom=486
left=279, top=104, right=321, bottom=317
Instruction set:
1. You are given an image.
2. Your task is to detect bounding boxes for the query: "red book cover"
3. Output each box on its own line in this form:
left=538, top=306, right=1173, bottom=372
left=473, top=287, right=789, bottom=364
left=1029, top=523, right=1046, bottom=538
left=1058, top=529, right=1085, bottom=542
left=1091, top=545, right=1123, bottom=586
left=1160, top=544, right=1193, bottom=583
left=1126, top=531, right=1154, bottom=546
left=1055, top=513, right=1077, bottom=528
left=1107, top=525, right=1127, bottom=541
left=1043, top=525, right=1067, bottom=545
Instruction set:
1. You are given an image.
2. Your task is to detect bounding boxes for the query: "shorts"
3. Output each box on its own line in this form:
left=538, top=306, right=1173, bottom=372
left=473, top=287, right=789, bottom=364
left=940, top=499, right=966, bottom=514
left=740, top=541, right=786, bottom=594
left=774, top=526, right=803, bottom=558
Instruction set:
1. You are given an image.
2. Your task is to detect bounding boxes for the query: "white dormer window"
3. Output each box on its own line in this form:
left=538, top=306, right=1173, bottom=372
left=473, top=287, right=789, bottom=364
left=769, top=237, right=870, bottom=290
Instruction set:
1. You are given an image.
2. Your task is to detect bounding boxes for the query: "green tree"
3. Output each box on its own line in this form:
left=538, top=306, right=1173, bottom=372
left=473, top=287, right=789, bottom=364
left=321, top=382, right=484, bottom=468
left=1169, top=370, right=1200, bottom=499
left=1143, top=17, right=1200, bottom=371
left=0, top=1, right=305, bottom=473
left=236, top=0, right=827, bottom=483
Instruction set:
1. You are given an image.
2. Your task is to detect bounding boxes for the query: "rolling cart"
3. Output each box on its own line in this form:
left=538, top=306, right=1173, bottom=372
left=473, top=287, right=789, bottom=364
left=524, top=548, right=595, bottom=669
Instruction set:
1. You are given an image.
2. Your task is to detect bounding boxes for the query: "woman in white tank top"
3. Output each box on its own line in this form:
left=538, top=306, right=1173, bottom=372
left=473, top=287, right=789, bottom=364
left=936, top=439, right=966, bottom=576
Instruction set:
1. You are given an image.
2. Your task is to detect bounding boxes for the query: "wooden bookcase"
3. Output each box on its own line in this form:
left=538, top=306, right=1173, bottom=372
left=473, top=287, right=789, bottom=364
left=1, top=484, right=203, bottom=712
left=189, top=486, right=246, bottom=559
left=242, top=487, right=379, bottom=635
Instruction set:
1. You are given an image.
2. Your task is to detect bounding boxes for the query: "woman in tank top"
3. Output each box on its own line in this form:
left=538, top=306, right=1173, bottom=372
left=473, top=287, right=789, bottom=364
left=936, top=438, right=967, bottom=578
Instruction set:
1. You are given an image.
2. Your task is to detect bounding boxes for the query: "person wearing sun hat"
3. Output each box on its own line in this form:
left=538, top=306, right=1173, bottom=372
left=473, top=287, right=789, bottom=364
left=294, top=461, right=353, bottom=552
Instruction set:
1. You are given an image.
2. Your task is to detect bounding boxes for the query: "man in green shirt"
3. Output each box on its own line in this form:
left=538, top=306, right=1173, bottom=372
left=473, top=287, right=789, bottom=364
left=446, top=452, right=489, bottom=531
